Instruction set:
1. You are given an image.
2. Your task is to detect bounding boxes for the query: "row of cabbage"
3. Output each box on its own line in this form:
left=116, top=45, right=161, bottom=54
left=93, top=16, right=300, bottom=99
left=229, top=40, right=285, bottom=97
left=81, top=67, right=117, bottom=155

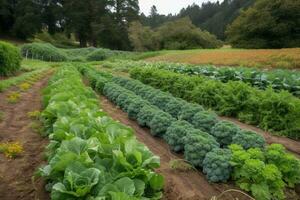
left=80, top=65, right=300, bottom=200
left=129, top=68, right=300, bottom=140
left=38, top=66, right=164, bottom=200
left=100, top=60, right=300, bottom=98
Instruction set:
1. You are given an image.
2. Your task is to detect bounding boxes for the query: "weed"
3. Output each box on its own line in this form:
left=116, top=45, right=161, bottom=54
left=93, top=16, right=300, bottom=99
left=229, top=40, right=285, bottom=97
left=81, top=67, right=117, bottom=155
left=169, top=159, right=194, bottom=171
left=7, top=92, right=21, bottom=103
left=0, top=142, right=23, bottom=158
left=27, top=110, right=41, bottom=120
left=19, top=82, right=31, bottom=91
left=30, top=121, right=43, bottom=135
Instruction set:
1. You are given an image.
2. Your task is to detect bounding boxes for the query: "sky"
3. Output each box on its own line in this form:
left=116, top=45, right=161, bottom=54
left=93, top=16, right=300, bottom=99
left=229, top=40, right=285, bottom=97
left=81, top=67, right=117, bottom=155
left=139, top=0, right=218, bottom=16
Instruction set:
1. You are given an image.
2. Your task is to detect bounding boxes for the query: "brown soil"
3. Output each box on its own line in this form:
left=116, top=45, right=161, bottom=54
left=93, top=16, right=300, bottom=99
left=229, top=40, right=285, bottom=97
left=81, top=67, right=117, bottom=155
left=220, top=116, right=300, bottom=156
left=99, top=96, right=252, bottom=200
left=0, top=75, right=51, bottom=200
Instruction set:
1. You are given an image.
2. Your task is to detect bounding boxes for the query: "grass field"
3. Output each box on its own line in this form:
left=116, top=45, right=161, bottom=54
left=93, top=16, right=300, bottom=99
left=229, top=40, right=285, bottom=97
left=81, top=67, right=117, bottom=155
left=146, top=48, right=300, bottom=69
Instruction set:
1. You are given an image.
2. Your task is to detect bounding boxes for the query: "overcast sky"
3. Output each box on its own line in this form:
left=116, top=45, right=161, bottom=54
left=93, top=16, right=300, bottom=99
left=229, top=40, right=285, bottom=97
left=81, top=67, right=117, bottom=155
left=139, top=0, right=218, bottom=16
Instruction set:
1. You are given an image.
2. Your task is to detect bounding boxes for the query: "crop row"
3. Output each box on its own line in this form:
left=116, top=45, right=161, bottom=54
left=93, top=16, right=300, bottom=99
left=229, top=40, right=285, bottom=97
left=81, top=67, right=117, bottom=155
left=129, top=68, right=300, bottom=140
left=80, top=65, right=300, bottom=200
left=100, top=60, right=300, bottom=97
left=39, top=66, right=164, bottom=200
left=0, top=68, right=50, bottom=92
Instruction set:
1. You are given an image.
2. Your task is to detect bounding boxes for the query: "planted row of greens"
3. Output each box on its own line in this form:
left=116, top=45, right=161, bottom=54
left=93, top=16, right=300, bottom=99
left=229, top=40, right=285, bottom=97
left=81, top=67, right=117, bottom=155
left=130, top=68, right=300, bottom=140
left=39, top=66, right=164, bottom=200
left=0, top=68, right=50, bottom=92
left=82, top=66, right=300, bottom=200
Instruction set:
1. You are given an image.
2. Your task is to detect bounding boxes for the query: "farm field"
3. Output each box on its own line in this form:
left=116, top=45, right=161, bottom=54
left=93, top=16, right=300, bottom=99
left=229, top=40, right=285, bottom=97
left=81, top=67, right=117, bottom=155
left=146, top=48, right=300, bottom=69
left=1, top=50, right=300, bottom=200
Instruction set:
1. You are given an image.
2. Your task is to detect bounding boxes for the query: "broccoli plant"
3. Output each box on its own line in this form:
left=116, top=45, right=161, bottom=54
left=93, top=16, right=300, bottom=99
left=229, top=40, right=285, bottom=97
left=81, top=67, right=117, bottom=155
left=178, top=103, right=204, bottom=123
left=164, top=120, right=194, bottom=152
left=211, top=121, right=241, bottom=147
left=149, top=111, right=175, bottom=137
left=192, top=111, right=219, bottom=133
left=232, top=130, right=266, bottom=149
left=203, top=148, right=232, bottom=182
left=137, top=105, right=160, bottom=127
left=184, top=130, right=219, bottom=167
left=164, top=98, right=186, bottom=118
left=265, top=144, right=300, bottom=187
left=127, top=98, right=150, bottom=120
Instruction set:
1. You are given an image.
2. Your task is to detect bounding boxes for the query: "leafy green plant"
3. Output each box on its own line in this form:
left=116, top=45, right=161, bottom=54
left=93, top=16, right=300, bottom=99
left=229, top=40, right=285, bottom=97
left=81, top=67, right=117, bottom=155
left=232, top=130, right=266, bottom=150
left=0, top=41, right=22, bottom=76
left=7, top=91, right=21, bottom=103
left=184, top=130, right=219, bottom=167
left=137, top=105, right=160, bottom=127
left=211, top=121, right=241, bottom=147
left=164, top=98, right=185, bottom=118
left=178, top=103, right=204, bottom=123
left=192, top=111, right=219, bottom=133
left=149, top=111, right=175, bottom=137
left=127, top=98, right=150, bottom=120
left=164, top=120, right=194, bottom=152
left=203, top=148, right=232, bottom=182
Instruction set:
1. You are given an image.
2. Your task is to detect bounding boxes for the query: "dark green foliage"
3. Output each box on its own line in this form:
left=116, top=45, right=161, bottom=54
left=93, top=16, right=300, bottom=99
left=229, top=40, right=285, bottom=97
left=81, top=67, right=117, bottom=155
left=137, top=105, right=160, bottom=127
left=127, top=99, right=150, bottom=120
left=151, top=93, right=172, bottom=110
left=0, top=41, right=22, bottom=76
left=149, top=112, right=175, bottom=137
left=21, top=43, right=68, bottom=62
left=192, top=111, right=219, bottom=133
left=164, top=98, right=186, bottom=118
left=184, top=129, right=219, bottom=167
left=226, top=0, right=300, bottom=48
left=203, top=148, right=232, bottom=182
left=211, top=121, right=240, bottom=147
left=232, top=130, right=266, bottom=150
left=86, top=49, right=113, bottom=61
left=178, top=103, right=204, bottom=123
left=265, top=144, right=300, bottom=188
left=164, top=120, right=194, bottom=152
left=130, top=68, right=300, bottom=140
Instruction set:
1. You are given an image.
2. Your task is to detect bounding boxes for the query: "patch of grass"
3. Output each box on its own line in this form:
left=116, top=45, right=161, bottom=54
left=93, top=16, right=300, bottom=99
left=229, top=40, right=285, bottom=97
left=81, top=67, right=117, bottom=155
left=27, top=110, right=41, bottom=120
left=169, top=159, right=194, bottom=172
left=7, top=92, right=21, bottom=103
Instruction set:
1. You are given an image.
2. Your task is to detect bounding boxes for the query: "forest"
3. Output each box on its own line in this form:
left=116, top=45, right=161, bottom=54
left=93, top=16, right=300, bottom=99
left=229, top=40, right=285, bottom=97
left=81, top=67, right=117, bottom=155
left=0, top=0, right=299, bottom=50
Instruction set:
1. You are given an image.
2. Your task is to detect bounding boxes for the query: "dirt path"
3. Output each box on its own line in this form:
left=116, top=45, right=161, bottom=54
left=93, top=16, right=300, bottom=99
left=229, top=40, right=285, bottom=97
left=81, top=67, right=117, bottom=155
left=0, top=75, right=51, bottom=200
left=220, top=116, right=300, bottom=156
left=99, top=96, right=251, bottom=200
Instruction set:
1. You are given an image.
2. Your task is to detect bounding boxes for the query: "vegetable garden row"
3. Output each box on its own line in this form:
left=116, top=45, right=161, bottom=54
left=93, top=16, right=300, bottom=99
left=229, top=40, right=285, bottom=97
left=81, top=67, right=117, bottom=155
left=80, top=65, right=300, bottom=200
left=128, top=67, right=300, bottom=140
left=38, top=66, right=164, bottom=200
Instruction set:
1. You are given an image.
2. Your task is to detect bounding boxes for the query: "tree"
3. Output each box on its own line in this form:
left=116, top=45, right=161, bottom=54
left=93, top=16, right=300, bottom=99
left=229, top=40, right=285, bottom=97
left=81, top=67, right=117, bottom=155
left=226, top=0, right=300, bottom=48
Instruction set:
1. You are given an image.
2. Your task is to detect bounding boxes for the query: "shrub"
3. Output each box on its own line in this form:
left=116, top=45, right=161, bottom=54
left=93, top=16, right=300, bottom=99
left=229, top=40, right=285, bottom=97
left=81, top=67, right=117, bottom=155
left=164, top=120, right=194, bottom=152
left=232, top=130, right=266, bottom=150
left=203, top=148, right=232, bottom=182
left=0, top=41, right=22, bottom=76
left=184, top=130, right=219, bottom=167
left=137, top=105, right=159, bottom=127
left=149, top=111, right=174, bottom=137
left=192, top=111, right=219, bottom=133
left=178, top=103, right=204, bottom=123
left=211, top=121, right=241, bottom=147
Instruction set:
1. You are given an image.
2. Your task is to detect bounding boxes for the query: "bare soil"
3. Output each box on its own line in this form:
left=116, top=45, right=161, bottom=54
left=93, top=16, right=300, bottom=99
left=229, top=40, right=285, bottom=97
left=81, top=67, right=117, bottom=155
left=99, top=96, right=253, bottom=200
left=0, top=75, right=50, bottom=200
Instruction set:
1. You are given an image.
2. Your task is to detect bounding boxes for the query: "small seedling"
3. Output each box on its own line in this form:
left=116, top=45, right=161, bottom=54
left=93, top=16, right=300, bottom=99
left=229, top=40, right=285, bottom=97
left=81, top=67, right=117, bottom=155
left=27, top=110, right=41, bottom=120
left=169, top=159, right=194, bottom=172
left=7, top=92, right=21, bottom=103
left=0, top=142, right=23, bottom=159
left=19, top=82, right=31, bottom=91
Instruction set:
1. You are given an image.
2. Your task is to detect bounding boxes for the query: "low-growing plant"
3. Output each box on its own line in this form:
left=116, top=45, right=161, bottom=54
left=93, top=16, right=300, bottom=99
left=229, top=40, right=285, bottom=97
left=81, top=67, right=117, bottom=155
left=27, top=110, right=41, bottom=119
left=19, top=82, right=31, bottom=91
left=170, top=159, right=194, bottom=171
left=0, top=142, right=24, bottom=158
left=164, top=98, right=186, bottom=118
left=192, top=111, right=219, bottom=133
left=149, top=111, right=175, bottom=137
left=203, top=148, right=232, bottom=183
left=232, top=130, right=266, bottom=150
left=164, top=120, right=194, bottom=152
left=211, top=121, right=241, bottom=147
left=137, top=105, right=160, bottom=127
left=7, top=92, right=21, bottom=103
left=184, top=129, right=219, bottom=167
left=178, top=103, right=204, bottom=123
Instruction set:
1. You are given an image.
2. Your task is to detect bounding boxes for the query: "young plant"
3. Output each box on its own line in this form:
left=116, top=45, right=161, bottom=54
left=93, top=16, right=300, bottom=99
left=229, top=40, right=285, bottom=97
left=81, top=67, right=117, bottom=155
left=27, top=110, right=41, bottom=120
left=7, top=91, right=21, bottom=103
left=0, top=142, right=24, bottom=158
left=19, top=82, right=31, bottom=91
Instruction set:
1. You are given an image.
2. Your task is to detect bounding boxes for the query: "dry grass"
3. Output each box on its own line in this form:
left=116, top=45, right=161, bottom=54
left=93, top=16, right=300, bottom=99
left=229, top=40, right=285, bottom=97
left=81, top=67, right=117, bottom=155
left=146, top=48, right=300, bottom=69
